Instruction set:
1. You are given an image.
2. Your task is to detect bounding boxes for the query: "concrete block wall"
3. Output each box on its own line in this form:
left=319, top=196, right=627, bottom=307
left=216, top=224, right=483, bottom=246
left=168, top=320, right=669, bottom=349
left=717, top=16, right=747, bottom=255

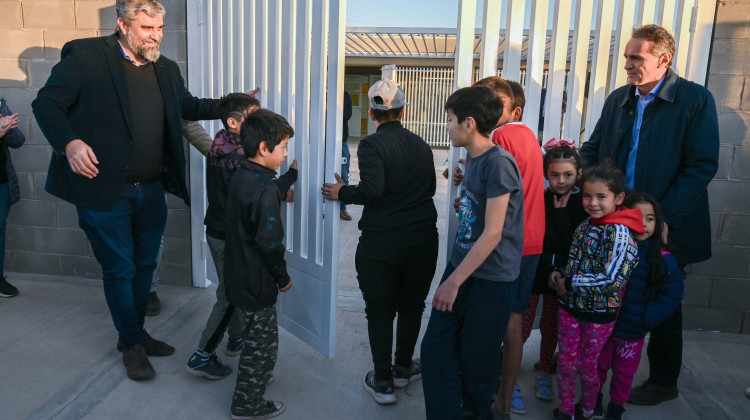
left=0, top=0, right=193, bottom=286
left=691, top=0, right=750, bottom=333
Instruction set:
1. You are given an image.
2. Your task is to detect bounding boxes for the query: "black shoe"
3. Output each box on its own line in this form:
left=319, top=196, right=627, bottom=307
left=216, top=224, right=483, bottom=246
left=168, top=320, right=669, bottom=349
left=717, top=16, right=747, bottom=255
left=392, top=358, right=421, bottom=388
left=123, top=343, right=155, bottom=381
left=0, top=275, right=19, bottom=298
left=231, top=400, right=285, bottom=419
left=605, top=403, right=625, bottom=420
left=552, top=408, right=574, bottom=420
left=185, top=352, right=232, bottom=380
left=147, top=291, right=161, bottom=316
left=362, top=370, right=396, bottom=404
left=593, top=393, right=604, bottom=419
left=117, top=330, right=175, bottom=356
left=628, top=381, right=679, bottom=405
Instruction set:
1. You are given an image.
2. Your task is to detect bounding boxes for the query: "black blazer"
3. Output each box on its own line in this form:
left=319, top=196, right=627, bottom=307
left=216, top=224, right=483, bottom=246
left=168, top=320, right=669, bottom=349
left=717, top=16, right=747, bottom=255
left=32, top=33, right=219, bottom=211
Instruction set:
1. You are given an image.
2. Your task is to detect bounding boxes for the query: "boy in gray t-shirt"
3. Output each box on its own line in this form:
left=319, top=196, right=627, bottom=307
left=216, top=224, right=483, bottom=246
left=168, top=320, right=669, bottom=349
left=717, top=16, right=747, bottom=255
left=421, top=86, right=524, bottom=420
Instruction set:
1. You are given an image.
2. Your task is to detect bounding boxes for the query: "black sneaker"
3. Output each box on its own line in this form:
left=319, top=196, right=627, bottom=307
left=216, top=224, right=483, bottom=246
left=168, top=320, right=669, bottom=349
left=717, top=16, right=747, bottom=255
left=593, top=393, right=604, bottom=419
left=231, top=400, right=285, bottom=419
left=605, top=403, right=625, bottom=420
left=552, top=408, right=574, bottom=420
left=392, top=358, right=421, bottom=388
left=0, top=276, right=19, bottom=298
left=628, top=381, right=678, bottom=405
left=185, top=352, right=232, bottom=380
left=362, top=370, right=396, bottom=404
left=226, top=336, right=244, bottom=357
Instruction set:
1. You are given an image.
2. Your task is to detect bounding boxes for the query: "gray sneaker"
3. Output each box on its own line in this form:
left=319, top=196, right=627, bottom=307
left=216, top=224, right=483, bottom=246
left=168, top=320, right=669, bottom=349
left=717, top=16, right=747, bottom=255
left=362, top=370, right=397, bottom=404
left=392, top=358, right=421, bottom=388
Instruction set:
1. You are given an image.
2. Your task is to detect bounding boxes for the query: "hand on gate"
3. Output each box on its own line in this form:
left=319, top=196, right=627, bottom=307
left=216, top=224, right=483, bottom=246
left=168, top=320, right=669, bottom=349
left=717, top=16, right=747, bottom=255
left=321, top=173, right=345, bottom=201
left=280, top=278, right=292, bottom=292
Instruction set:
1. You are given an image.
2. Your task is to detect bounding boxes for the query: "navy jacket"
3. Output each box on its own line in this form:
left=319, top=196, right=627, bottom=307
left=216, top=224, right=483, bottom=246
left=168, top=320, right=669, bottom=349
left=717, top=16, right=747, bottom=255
left=613, top=240, right=684, bottom=340
left=0, top=98, right=24, bottom=204
left=32, top=33, right=219, bottom=211
left=580, top=68, right=719, bottom=264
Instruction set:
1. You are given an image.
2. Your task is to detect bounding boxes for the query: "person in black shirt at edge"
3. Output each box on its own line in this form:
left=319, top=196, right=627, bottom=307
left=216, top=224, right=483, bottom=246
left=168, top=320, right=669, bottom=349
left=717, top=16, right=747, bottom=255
left=322, top=79, right=439, bottom=405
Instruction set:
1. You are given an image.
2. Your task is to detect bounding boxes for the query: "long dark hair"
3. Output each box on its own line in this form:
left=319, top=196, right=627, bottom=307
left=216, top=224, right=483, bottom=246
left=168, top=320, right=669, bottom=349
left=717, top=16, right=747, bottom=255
left=623, top=192, right=683, bottom=297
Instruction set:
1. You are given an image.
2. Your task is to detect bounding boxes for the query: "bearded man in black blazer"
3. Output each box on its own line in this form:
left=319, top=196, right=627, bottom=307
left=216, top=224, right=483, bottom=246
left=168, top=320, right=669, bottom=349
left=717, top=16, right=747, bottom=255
left=33, top=0, right=220, bottom=381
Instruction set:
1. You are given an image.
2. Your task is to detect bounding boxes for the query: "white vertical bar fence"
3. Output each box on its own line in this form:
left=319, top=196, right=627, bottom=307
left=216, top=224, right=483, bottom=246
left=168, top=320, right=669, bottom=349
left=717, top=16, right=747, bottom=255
left=584, top=0, right=615, bottom=142
left=563, top=0, right=594, bottom=144
left=501, top=0, right=525, bottom=82
left=480, top=0, right=502, bottom=79
left=522, top=0, right=549, bottom=134
left=638, top=0, right=658, bottom=25
left=542, top=0, right=572, bottom=143
left=610, top=0, right=636, bottom=93
left=685, top=0, right=717, bottom=85
left=673, top=0, right=696, bottom=77
left=658, top=0, right=678, bottom=32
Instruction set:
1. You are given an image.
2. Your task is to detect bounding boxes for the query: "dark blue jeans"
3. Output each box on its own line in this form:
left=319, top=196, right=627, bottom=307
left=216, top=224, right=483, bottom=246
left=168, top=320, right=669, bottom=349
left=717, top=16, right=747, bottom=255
left=77, top=182, right=167, bottom=349
left=421, top=263, right=518, bottom=420
left=0, top=182, right=9, bottom=275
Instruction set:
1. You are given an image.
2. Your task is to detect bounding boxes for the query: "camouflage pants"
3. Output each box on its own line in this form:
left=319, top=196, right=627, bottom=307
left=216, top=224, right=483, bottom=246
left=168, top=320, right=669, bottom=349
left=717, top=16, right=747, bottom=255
left=231, top=305, right=279, bottom=415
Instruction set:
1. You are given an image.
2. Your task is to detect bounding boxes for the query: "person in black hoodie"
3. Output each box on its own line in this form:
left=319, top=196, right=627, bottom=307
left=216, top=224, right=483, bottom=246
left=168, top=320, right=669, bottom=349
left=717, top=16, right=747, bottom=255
left=322, top=79, right=438, bottom=405
left=224, top=109, right=297, bottom=419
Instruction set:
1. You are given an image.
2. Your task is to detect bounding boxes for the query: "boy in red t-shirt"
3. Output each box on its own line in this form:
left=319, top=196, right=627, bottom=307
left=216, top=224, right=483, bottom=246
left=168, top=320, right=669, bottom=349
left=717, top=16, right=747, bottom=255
left=475, top=77, right=546, bottom=417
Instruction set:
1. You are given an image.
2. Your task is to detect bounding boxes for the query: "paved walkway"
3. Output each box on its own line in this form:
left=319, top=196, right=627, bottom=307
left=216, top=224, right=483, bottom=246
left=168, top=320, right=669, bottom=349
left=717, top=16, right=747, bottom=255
left=2, top=143, right=750, bottom=419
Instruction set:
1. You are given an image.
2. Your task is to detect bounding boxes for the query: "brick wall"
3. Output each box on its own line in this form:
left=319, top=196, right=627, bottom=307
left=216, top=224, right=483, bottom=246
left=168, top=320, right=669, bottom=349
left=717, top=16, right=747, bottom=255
left=689, top=0, right=750, bottom=333
left=0, top=0, right=193, bottom=285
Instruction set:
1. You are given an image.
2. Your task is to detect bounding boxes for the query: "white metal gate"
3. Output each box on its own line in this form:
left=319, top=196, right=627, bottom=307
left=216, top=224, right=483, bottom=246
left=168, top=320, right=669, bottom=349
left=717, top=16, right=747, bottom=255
left=186, top=0, right=346, bottom=358
left=446, top=0, right=717, bottom=249
left=396, top=66, right=549, bottom=148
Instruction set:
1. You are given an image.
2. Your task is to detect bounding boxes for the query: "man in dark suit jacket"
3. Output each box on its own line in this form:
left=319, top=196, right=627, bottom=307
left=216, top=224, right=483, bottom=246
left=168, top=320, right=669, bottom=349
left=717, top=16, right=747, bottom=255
left=32, top=0, right=219, bottom=381
left=580, top=24, right=719, bottom=407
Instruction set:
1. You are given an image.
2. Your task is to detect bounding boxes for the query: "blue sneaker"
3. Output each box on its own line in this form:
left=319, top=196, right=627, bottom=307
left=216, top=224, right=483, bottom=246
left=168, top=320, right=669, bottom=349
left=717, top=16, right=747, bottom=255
left=510, top=383, right=527, bottom=414
left=535, top=372, right=554, bottom=400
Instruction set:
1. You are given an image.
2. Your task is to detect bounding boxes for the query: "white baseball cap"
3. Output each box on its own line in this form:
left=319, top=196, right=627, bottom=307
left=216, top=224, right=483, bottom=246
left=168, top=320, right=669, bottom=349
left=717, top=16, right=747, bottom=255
left=368, top=79, right=409, bottom=110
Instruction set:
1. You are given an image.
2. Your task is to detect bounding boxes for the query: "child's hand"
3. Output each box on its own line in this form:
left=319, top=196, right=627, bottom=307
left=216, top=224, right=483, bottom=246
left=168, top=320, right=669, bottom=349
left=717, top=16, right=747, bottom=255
left=321, top=173, right=345, bottom=201
left=549, top=271, right=566, bottom=294
left=553, top=190, right=571, bottom=208
left=284, top=188, right=294, bottom=202
left=290, top=159, right=297, bottom=170
left=453, top=197, right=460, bottom=213
left=432, top=278, right=460, bottom=312
left=280, top=278, right=292, bottom=292
left=453, top=158, right=466, bottom=185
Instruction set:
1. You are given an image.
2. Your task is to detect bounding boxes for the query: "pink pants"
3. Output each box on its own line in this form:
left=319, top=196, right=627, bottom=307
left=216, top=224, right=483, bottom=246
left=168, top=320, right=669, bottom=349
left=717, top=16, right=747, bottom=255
left=557, top=308, right=615, bottom=417
left=597, top=336, right=645, bottom=406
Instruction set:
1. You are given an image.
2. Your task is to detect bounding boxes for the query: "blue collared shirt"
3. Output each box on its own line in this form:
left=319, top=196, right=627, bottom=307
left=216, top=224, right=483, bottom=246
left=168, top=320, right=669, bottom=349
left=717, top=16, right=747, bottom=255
left=117, top=40, right=150, bottom=66
left=625, top=74, right=666, bottom=189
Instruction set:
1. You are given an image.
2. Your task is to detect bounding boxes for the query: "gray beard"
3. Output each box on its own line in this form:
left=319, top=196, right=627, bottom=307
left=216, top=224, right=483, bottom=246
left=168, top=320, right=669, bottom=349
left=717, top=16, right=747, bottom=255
left=127, top=30, right=161, bottom=62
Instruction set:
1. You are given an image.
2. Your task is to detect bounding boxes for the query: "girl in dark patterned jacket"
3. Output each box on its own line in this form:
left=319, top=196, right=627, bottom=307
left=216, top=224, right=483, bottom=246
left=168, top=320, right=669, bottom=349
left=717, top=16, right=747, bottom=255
left=549, top=165, right=644, bottom=420
left=595, top=193, right=684, bottom=420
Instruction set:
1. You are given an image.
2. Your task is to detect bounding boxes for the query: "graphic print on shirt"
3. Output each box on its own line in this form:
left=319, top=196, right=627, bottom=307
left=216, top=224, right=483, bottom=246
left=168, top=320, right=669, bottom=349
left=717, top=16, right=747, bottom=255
left=456, top=189, right=478, bottom=249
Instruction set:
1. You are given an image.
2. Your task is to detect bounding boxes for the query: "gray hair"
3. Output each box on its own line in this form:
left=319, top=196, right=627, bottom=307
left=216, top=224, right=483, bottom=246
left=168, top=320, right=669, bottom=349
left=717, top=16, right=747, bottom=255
left=116, top=0, right=166, bottom=25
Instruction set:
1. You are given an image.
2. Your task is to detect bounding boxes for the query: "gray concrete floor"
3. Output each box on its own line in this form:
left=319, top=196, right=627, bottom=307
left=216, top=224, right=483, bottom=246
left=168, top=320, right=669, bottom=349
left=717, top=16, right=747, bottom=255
left=2, top=143, right=750, bottom=419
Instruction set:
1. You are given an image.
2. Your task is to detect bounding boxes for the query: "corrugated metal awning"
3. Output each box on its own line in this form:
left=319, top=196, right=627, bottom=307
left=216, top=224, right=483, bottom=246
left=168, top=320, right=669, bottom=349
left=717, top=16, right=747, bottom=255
left=345, top=27, right=616, bottom=61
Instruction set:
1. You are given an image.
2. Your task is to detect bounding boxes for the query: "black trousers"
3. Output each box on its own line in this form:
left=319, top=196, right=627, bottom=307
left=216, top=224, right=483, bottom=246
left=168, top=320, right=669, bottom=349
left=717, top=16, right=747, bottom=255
left=355, top=233, right=439, bottom=381
left=646, top=304, right=683, bottom=387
